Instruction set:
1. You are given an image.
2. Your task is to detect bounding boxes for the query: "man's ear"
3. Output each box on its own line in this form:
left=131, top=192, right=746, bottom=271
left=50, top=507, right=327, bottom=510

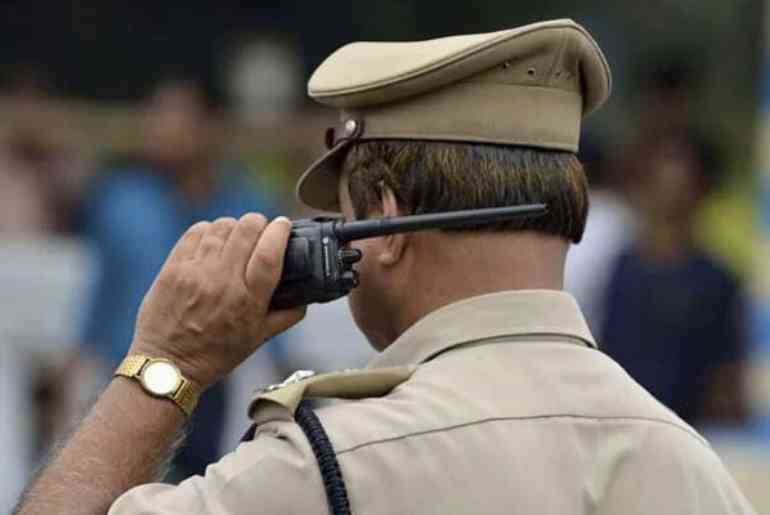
left=378, top=185, right=407, bottom=267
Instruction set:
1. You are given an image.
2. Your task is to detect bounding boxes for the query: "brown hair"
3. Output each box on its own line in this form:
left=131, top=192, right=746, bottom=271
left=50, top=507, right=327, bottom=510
left=342, top=140, right=589, bottom=243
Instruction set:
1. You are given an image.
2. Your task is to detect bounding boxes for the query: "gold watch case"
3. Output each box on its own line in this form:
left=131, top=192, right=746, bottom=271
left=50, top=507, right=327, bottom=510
left=140, top=359, right=182, bottom=396
left=115, top=355, right=198, bottom=416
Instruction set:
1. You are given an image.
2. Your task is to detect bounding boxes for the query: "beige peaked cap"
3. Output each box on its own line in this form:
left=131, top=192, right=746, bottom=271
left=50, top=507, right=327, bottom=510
left=296, top=18, right=612, bottom=211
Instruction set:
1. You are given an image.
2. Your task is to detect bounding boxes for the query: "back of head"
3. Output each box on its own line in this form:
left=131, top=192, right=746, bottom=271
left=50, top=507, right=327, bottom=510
left=342, top=140, right=589, bottom=243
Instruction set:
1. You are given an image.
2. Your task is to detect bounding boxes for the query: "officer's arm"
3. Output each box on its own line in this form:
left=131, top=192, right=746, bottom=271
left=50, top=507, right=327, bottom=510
left=14, top=378, right=187, bottom=515
left=14, top=215, right=305, bottom=515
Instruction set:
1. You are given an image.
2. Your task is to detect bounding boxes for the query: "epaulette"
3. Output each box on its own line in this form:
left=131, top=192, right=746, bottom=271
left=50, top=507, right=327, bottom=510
left=247, top=366, right=416, bottom=425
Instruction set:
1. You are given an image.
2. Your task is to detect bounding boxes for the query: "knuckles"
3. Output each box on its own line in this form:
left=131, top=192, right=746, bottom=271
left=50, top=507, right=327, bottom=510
left=188, top=220, right=211, bottom=234
left=176, top=270, right=199, bottom=294
left=156, top=264, right=197, bottom=294
left=213, top=217, right=238, bottom=229
left=240, top=212, right=268, bottom=229
left=158, top=260, right=254, bottom=310
left=148, top=214, right=271, bottom=324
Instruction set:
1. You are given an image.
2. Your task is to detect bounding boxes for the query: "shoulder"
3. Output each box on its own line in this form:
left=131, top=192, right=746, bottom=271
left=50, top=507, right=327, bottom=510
left=613, top=423, right=753, bottom=512
left=309, top=358, right=496, bottom=455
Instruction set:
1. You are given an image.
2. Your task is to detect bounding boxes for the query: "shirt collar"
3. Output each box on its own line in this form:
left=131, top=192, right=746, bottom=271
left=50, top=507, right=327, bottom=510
left=368, top=290, right=597, bottom=369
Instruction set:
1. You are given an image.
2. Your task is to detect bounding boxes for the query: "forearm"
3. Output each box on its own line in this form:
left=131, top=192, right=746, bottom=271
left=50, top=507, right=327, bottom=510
left=13, top=215, right=301, bottom=513
left=15, top=377, right=187, bottom=515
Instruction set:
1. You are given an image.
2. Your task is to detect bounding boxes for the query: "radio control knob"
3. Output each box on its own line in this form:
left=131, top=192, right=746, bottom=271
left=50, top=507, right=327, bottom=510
left=338, top=248, right=363, bottom=265
left=340, top=270, right=360, bottom=290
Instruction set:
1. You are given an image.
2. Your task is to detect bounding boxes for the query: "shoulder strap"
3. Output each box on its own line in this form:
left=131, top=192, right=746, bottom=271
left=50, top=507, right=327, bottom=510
left=247, top=366, right=415, bottom=423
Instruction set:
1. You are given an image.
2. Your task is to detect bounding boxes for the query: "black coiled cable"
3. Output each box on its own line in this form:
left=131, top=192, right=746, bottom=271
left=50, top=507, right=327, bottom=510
left=295, top=400, right=352, bottom=515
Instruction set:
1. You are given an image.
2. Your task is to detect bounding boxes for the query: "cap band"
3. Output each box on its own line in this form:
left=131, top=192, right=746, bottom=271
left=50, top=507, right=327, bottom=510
left=341, top=82, right=582, bottom=152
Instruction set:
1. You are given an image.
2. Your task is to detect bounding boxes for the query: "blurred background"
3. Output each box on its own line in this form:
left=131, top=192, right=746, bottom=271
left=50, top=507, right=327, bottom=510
left=0, top=0, right=769, bottom=511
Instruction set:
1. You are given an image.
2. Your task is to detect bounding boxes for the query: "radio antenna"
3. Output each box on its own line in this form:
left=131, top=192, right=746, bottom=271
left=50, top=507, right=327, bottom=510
left=334, top=204, right=547, bottom=242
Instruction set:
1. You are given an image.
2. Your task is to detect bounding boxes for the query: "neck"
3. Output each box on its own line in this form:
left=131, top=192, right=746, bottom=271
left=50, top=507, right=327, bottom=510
left=640, top=215, right=693, bottom=263
left=389, top=231, right=567, bottom=342
left=174, top=161, right=216, bottom=203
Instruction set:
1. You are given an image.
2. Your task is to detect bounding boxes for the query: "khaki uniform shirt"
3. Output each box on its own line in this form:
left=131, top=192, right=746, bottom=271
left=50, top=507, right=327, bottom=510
left=110, top=290, right=754, bottom=514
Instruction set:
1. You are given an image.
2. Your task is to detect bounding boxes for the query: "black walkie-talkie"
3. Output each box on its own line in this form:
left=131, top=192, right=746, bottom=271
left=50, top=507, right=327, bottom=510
left=269, top=203, right=547, bottom=309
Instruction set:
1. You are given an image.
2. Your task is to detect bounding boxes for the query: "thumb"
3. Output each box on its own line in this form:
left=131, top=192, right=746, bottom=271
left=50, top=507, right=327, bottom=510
left=260, top=307, right=307, bottom=341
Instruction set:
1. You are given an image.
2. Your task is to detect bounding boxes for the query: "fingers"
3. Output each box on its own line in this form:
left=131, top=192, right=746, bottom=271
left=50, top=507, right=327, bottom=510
left=166, top=221, right=210, bottom=263
left=261, top=307, right=307, bottom=339
left=245, top=217, right=292, bottom=297
left=222, top=213, right=268, bottom=277
left=196, top=217, right=237, bottom=259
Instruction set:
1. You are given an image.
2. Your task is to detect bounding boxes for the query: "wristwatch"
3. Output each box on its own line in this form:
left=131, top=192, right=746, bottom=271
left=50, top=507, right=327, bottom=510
left=115, top=355, right=199, bottom=416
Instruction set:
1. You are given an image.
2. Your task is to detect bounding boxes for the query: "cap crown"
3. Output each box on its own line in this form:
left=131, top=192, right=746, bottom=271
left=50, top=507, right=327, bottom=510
left=309, top=19, right=611, bottom=115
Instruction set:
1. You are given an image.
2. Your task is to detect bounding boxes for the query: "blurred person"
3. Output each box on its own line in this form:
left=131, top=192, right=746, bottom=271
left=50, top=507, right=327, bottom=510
left=0, top=65, right=88, bottom=234
left=565, top=136, right=635, bottom=333
left=75, top=77, right=282, bottom=480
left=0, top=66, right=93, bottom=512
left=601, top=132, right=749, bottom=426
left=634, top=58, right=698, bottom=137
left=16, top=20, right=753, bottom=515
left=0, top=126, right=53, bottom=232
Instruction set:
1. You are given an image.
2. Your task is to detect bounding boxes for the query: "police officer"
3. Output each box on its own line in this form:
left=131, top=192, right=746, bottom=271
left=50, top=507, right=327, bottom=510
left=16, top=19, right=755, bottom=515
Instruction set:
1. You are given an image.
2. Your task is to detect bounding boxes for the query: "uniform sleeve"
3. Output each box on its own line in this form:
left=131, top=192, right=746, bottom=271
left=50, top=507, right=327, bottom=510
left=108, top=422, right=329, bottom=515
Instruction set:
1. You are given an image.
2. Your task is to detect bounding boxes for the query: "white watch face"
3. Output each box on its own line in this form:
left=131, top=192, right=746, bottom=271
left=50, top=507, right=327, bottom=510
left=141, top=361, right=181, bottom=396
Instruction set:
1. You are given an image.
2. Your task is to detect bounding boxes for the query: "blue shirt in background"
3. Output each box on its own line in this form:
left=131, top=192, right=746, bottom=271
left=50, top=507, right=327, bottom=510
left=600, top=247, right=745, bottom=424
left=81, top=163, right=281, bottom=367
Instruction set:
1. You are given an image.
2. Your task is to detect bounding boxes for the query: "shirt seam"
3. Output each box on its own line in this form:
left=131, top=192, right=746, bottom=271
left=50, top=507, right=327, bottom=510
left=335, top=414, right=708, bottom=455
left=423, top=333, right=594, bottom=363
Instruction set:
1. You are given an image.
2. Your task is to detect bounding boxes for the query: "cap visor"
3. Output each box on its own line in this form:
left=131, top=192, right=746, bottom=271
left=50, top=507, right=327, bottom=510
left=296, top=141, right=350, bottom=212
